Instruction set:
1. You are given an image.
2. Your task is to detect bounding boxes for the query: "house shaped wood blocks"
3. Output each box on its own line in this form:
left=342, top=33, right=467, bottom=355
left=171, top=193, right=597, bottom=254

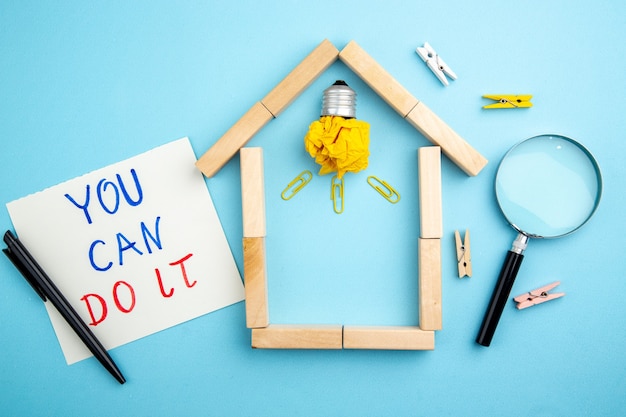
left=196, top=40, right=488, bottom=349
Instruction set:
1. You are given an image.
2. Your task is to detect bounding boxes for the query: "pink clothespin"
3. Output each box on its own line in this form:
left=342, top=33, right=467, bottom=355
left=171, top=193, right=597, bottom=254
left=513, top=281, right=565, bottom=310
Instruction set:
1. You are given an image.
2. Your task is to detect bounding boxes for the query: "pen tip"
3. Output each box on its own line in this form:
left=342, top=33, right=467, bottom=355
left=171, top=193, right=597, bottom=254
left=114, top=371, right=126, bottom=384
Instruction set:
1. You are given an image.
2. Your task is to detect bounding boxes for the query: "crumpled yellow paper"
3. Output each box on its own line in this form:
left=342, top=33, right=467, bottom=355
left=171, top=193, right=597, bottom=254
left=304, top=116, right=370, bottom=178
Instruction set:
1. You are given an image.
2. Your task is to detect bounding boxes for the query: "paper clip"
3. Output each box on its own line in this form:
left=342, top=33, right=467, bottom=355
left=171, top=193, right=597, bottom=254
left=483, top=95, right=533, bottom=109
left=330, top=175, right=344, bottom=214
left=416, top=42, right=457, bottom=86
left=454, top=229, right=472, bottom=278
left=367, top=176, right=400, bottom=204
left=281, top=170, right=312, bottom=200
left=513, top=281, right=565, bottom=310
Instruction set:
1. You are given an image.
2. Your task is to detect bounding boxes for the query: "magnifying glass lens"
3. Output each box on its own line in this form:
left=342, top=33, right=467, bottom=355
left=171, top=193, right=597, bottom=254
left=496, top=135, right=601, bottom=238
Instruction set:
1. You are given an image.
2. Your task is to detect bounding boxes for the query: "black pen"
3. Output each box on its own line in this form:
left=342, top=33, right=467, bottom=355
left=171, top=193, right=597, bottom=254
left=3, top=230, right=125, bottom=384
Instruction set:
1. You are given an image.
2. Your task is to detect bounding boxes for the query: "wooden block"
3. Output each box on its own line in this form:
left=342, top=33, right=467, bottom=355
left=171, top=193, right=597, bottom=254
left=240, top=147, right=266, bottom=238
left=343, top=326, right=434, bottom=350
left=261, top=39, right=339, bottom=117
left=196, top=102, right=273, bottom=178
left=242, top=237, right=269, bottom=328
left=418, top=146, right=443, bottom=239
left=418, top=238, right=442, bottom=331
left=339, top=40, right=419, bottom=117
left=340, top=41, right=487, bottom=177
left=251, top=324, right=343, bottom=349
left=407, top=102, right=488, bottom=176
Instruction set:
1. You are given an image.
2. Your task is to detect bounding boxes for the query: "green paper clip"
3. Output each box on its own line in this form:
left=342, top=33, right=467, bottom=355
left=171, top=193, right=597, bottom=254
left=331, top=175, right=344, bottom=214
left=367, top=176, right=400, bottom=203
left=281, top=170, right=312, bottom=200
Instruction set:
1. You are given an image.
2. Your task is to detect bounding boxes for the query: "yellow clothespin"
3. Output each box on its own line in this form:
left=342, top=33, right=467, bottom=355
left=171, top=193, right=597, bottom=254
left=367, top=176, right=400, bottom=204
left=330, top=175, right=344, bottom=214
left=483, top=95, right=533, bottom=109
left=281, top=170, right=312, bottom=200
left=454, top=229, right=472, bottom=278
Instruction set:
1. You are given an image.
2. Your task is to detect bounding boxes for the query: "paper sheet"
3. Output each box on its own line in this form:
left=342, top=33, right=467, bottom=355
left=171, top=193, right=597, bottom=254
left=6, top=138, right=244, bottom=364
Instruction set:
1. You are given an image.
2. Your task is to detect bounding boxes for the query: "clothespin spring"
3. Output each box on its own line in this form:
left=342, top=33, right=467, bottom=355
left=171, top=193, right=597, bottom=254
left=457, top=248, right=469, bottom=268
left=498, top=98, right=522, bottom=107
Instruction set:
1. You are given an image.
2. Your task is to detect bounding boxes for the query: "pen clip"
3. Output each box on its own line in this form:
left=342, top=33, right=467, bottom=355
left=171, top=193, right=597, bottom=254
left=3, top=231, right=47, bottom=301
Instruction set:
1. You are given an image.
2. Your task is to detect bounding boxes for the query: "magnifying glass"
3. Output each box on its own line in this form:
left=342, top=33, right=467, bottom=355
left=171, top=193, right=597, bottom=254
left=476, top=134, right=602, bottom=347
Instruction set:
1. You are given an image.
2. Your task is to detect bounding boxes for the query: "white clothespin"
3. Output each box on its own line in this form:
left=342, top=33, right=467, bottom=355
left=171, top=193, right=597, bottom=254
left=513, top=281, right=565, bottom=310
left=454, top=229, right=472, bottom=278
left=416, top=42, right=457, bottom=86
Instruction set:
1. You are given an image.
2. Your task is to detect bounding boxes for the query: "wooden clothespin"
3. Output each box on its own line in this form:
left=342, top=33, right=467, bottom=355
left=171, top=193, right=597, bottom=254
left=482, top=95, right=533, bottom=109
left=416, top=42, right=457, bottom=86
left=514, top=281, right=565, bottom=309
left=454, top=229, right=472, bottom=278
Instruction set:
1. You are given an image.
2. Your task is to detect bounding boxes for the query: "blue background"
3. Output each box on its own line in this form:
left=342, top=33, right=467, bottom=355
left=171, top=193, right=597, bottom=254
left=1, top=1, right=625, bottom=416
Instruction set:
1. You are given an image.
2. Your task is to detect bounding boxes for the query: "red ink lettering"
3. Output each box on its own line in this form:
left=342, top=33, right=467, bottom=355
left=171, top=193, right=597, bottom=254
left=155, top=267, right=175, bottom=298
left=170, top=253, right=196, bottom=288
left=80, top=293, right=108, bottom=326
left=113, top=281, right=136, bottom=313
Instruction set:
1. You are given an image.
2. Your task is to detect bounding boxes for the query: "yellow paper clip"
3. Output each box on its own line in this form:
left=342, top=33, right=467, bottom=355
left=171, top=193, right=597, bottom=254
left=367, top=176, right=400, bottom=204
left=281, top=170, right=312, bottom=200
left=330, top=175, right=344, bottom=214
left=483, top=94, right=533, bottom=109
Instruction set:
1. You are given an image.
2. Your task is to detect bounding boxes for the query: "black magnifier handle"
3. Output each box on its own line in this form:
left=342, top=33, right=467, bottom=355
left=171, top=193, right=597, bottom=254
left=476, top=234, right=529, bottom=347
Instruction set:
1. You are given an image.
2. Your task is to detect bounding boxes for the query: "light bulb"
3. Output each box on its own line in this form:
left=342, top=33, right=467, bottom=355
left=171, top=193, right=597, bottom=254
left=304, top=80, right=370, bottom=179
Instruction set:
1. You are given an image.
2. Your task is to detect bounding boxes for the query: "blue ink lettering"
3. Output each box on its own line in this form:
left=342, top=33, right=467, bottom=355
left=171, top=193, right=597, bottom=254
left=97, top=179, right=120, bottom=214
left=65, top=185, right=93, bottom=224
left=116, top=232, right=143, bottom=266
left=65, top=169, right=143, bottom=225
left=141, top=216, right=162, bottom=254
left=117, top=169, right=143, bottom=206
left=89, top=239, right=113, bottom=271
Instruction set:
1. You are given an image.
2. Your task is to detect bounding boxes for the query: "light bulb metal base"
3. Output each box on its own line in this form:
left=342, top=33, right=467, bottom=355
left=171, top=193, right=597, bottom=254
left=321, top=80, right=357, bottom=119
